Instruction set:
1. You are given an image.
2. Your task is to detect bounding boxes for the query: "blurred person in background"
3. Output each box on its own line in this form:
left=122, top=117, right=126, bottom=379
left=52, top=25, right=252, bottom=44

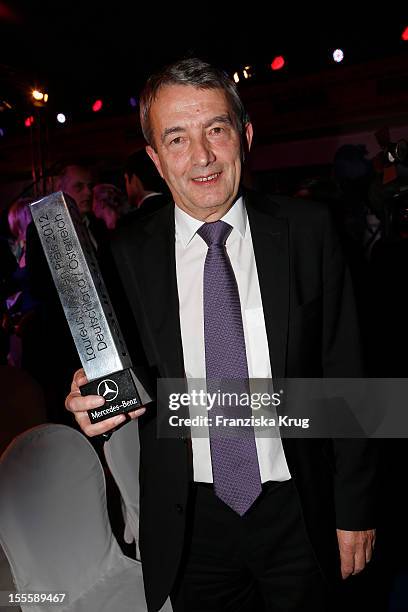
left=4, top=198, right=39, bottom=370
left=54, top=163, right=108, bottom=250
left=93, top=183, right=128, bottom=231
left=7, top=198, right=32, bottom=265
left=55, top=163, right=94, bottom=216
left=123, top=149, right=169, bottom=216
left=0, top=236, right=17, bottom=365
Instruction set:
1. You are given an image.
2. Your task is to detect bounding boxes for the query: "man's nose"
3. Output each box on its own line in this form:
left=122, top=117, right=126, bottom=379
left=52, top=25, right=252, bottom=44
left=191, top=137, right=215, bottom=166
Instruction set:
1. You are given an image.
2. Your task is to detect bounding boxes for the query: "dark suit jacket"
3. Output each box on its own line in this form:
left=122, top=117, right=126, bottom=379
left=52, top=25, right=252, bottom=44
left=111, top=189, right=377, bottom=612
left=120, top=193, right=170, bottom=226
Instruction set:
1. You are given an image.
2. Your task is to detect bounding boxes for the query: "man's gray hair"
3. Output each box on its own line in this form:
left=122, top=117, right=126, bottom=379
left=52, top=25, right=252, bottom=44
left=139, top=58, right=250, bottom=149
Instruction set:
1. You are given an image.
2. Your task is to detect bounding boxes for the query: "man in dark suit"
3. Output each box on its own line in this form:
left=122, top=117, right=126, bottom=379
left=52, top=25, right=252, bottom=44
left=123, top=149, right=169, bottom=217
left=66, top=58, right=377, bottom=612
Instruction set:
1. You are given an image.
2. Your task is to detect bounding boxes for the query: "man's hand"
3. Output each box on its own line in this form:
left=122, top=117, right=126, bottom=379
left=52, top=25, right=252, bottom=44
left=336, top=529, right=376, bottom=579
left=65, top=368, right=146, bottom=437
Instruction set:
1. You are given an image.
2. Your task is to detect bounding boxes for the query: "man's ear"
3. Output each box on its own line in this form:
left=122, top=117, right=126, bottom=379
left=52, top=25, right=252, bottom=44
left=146, top=145, right=164, bottom=179
left=244, top=122, right=253, bottom=152
left=241, top=122, right=253, bottom=164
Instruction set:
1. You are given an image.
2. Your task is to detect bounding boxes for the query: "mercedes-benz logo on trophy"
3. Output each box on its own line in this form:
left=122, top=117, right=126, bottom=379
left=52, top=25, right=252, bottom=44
left=97, top=379, right=119, bottom=402
left=30, top=192, right=153, bottom=424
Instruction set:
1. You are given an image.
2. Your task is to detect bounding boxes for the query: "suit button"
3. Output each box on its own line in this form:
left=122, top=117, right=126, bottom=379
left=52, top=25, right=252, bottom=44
left=175, top=504, right=183, bottom=514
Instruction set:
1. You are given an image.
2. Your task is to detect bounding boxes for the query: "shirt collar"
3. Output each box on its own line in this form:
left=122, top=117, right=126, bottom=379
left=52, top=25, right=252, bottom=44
left=175, top=195, right=247, bottom=248
left=138, top=192, right=162, bottom=207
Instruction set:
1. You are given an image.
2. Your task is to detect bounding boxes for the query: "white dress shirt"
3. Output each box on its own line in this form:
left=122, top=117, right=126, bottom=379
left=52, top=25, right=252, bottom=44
left=175, top=196, right=291, bottom=483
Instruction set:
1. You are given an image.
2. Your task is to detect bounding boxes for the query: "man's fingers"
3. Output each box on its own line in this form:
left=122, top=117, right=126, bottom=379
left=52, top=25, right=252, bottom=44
left=340, top=551, right=354, bottom=579
left=337, top=529, right=376, bottom=579
left=66, top=392, right=105, bottom=414
left=71, top=368, right=88, bottom=392
left=128, top=407, right=146, bottom=419
left=66, top=368, right=134, bottom=436
left=77, top=408, right=145, bottom=437
left=338, top=529, right=358, bottom=579
left=66, top=366, right=146, bottom=437
left=67, top=398, right=126, bottom=437
left=80, top=413, right=127, bottom=437
left=365, top=541, right=372, bottom=564
left=352, top=548, right=366, bottom=575
left=365, top=534, right=375, bottom=563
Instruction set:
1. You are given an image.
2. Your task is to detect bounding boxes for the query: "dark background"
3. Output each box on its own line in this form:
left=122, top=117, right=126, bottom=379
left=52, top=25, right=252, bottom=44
left=1, top=4, right=407, bottom=123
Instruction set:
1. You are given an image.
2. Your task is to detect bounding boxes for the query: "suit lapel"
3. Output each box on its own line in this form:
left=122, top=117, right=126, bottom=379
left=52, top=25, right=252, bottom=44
left=135, top=206, right=185, bottom=379
left=245, top=192, right=289, bottom=379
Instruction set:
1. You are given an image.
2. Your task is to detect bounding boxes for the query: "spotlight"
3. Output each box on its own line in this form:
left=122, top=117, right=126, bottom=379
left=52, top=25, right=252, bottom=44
left=233, top=72, right=240, bottom=83
left=243, top=66, right=252, bottom=79
left=332, top=49, right=344, bottom=63
left=57, top=113, right=66, bottom=124
left=32, top=89, right=49, bottom=107
left=32, top=90, right=44, bottom=101
left=129, top=97, right=138, bottom=108
left=0, top=128, right=5, bottom=137
left=402, top=27, right=408, bottom=41
left=24, top=116, right=34, bottom=127
left=92, top=99, right=103, bottom=112
left=271, top=56, right=285, bottom=71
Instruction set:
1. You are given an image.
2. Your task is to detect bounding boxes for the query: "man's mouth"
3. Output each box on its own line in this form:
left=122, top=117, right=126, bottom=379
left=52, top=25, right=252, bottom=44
left=192, top=172, right=221, bottom=183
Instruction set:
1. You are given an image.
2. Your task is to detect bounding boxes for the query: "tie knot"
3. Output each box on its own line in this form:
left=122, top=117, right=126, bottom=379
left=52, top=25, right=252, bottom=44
left=197, top=220, right=232, bottom=247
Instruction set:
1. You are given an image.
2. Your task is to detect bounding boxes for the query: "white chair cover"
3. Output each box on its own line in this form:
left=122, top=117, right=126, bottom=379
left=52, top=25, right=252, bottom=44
left=0, top=424, right=173, bottom=611
left=104, top=418, right=141, bottom=554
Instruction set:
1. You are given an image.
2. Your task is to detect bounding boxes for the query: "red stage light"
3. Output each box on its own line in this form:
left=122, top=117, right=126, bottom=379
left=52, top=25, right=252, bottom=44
left=271, top=56, right=285, bottom=71
left=24, top=116, right=34, bottom=127
left=92, top=99, right=103, bottom=112
left=402, top=27, right=408, bottom=41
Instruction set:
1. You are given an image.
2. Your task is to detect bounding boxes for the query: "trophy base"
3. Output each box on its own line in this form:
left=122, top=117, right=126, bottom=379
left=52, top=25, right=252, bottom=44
left=81, top=368, right=152, bottom=424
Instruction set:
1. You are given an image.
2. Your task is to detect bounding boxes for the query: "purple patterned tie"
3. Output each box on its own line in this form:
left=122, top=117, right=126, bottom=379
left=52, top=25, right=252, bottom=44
left=197, top=220, right=262, bottom=515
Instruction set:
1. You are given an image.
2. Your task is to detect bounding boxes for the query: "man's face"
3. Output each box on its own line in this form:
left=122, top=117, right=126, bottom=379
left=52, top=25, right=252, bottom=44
left=60, top=166, right=93, bottom=215
left=146, top=85, right=253, bottom=221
